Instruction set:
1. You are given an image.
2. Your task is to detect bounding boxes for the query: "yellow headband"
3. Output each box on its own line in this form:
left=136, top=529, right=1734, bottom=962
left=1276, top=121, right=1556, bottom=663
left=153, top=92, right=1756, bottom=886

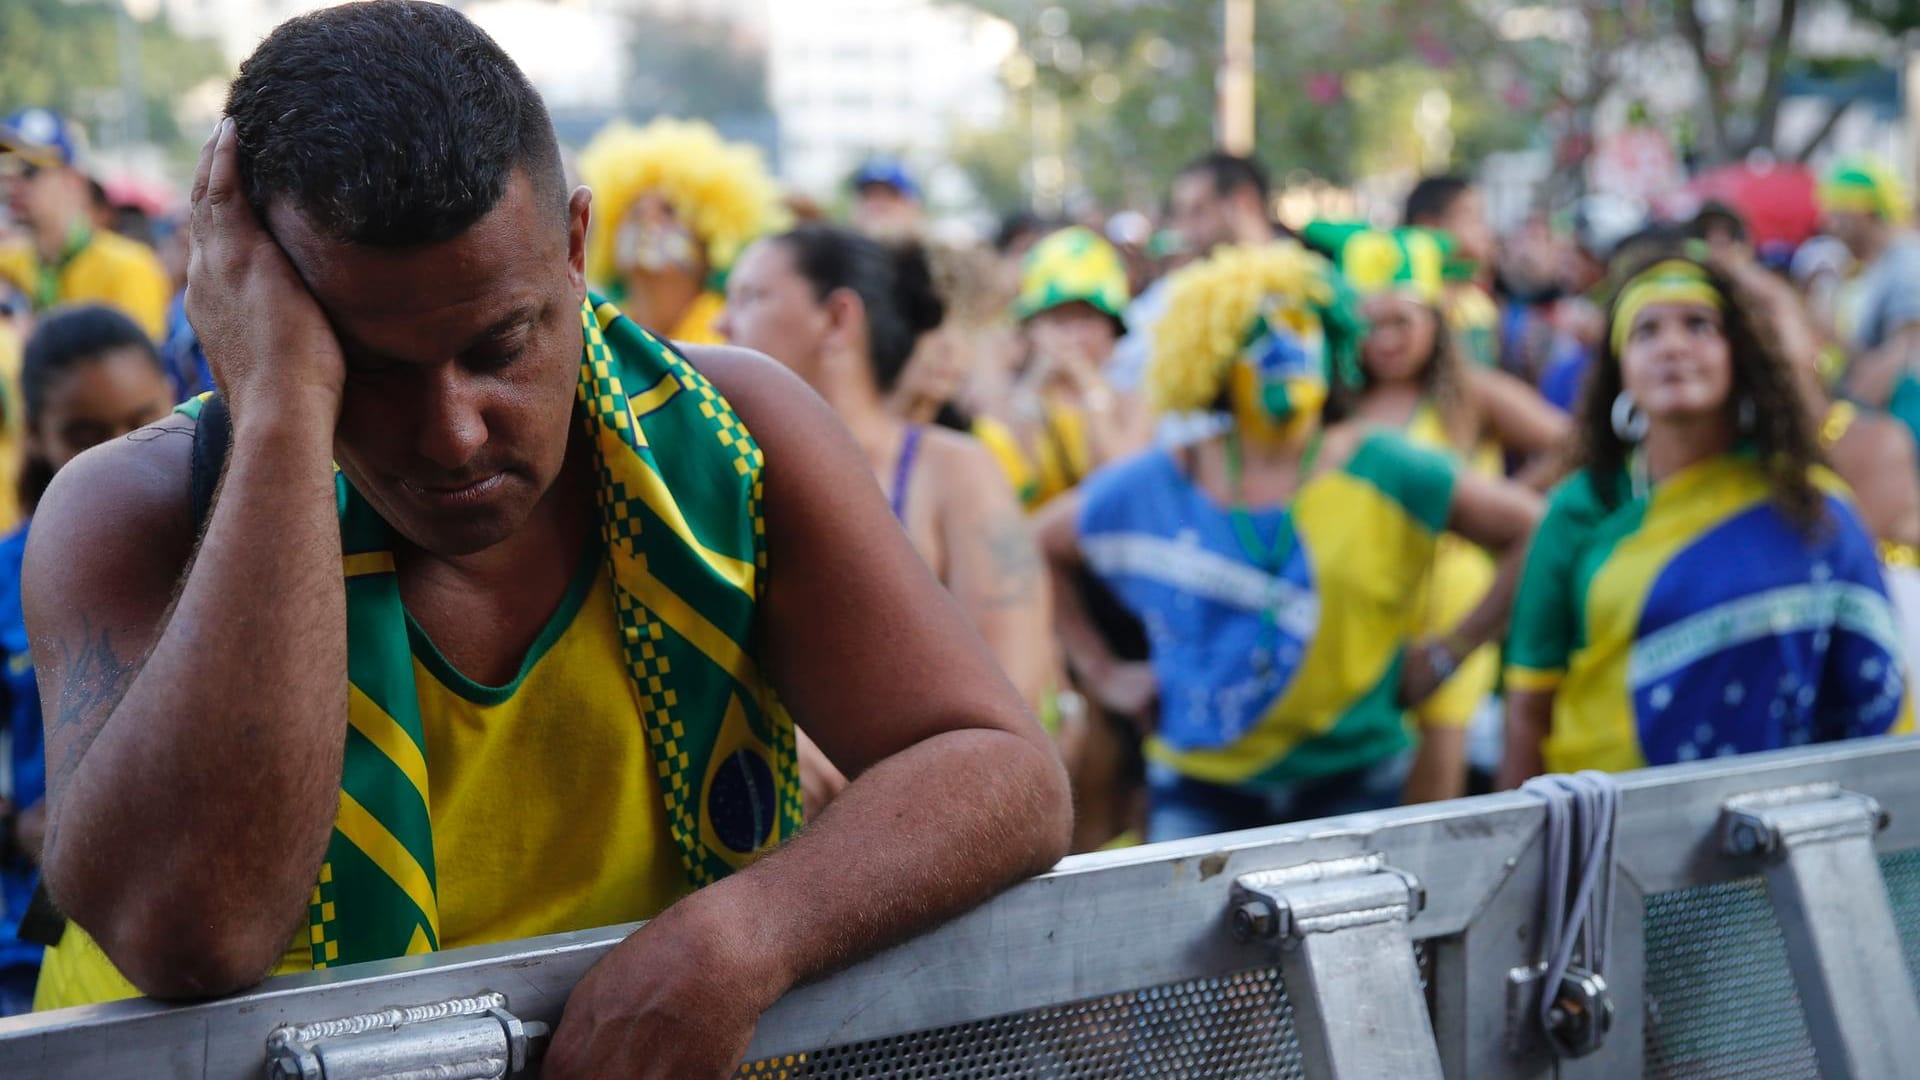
left=1610, top=260, right=1722, bottom=355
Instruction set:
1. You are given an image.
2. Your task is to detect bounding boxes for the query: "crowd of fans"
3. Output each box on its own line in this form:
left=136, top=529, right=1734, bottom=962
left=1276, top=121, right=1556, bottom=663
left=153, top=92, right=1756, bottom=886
left=0, top=3, right=1913, bottom=1047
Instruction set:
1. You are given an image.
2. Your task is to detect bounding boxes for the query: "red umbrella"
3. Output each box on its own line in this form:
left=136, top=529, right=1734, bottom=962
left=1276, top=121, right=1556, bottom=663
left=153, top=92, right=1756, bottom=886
left=100, top=174, right=177, bottom=218
left=1686, top=161, right=1820, bottom=249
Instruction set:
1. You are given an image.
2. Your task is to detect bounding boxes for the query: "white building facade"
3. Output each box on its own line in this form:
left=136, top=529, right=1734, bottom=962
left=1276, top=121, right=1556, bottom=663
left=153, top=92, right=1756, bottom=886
left=767, top=0, right=1014, bottom=200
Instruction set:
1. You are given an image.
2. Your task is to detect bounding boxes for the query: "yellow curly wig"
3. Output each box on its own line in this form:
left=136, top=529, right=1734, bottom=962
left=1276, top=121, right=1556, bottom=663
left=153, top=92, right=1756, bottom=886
left=578, top=117, right=787, bottom=289
left=1148, top=242, right=1335, bottom=414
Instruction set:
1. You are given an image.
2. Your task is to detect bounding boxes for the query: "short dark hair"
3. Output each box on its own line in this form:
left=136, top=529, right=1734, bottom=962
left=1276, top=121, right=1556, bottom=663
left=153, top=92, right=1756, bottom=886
left=1404, top=175, right=1471, bottom=227
left=225, top=1, right=565, bottom=247
left=774, top=224, right=945, bottom=392
left=1688, top=200, right=1750, bottom=246
left=1176, top=151, right=1270, bottom=204
left=21, top=304, right=166, bottom=508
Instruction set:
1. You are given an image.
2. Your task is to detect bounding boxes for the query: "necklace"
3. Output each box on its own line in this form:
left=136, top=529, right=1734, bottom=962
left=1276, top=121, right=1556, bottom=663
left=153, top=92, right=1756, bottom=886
left=1221, top=427, right=1324, bottom=675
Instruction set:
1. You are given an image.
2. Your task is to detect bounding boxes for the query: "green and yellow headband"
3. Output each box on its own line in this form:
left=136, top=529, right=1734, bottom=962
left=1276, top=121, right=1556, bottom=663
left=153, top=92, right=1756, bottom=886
left=1300, top=222, right=1447, bottom=304
left=1818, top=157, right=1910, bottom=226
left=1610, top=260, right=1722, bottom=354
left=1013, top=226, right=1131, bottom=325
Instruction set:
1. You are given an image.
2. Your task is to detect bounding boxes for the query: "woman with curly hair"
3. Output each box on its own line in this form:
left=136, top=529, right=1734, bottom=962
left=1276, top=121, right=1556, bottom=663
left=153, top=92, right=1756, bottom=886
left=1499, top=252, right=1913, bottom=787
left=577, top=118, right=785, bottom=344
left=1035, top=242, right=1541, bottom=841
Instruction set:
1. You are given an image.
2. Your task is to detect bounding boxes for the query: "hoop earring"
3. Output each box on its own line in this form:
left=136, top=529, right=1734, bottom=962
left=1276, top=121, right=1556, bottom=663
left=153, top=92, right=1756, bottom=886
left=1737, top=397, right=1756, bottom=433
left=1611, top=391, right=1648, bottom=442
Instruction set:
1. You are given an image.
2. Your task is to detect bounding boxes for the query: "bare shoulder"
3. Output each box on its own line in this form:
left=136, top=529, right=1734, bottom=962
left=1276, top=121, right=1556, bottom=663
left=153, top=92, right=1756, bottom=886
left=25, top=413, right=198, bottom=617
left=920, top=427, right=1012, bottom=494
left=1839, top=411, right=1920, bottom=470
left=678, top=343, right=829, bottom=442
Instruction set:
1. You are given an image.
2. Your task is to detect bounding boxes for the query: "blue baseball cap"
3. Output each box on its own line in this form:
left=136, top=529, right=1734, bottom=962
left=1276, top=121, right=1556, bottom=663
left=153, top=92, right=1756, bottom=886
left=0, top=108, right=84, bottom=169
left=851, top=158, right=920, bottom=200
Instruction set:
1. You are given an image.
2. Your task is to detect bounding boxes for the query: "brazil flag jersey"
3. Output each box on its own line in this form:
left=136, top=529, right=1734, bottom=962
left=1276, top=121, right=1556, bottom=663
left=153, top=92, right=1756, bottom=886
left=1077, top=429, right=1456, bottom=787
left=1506, top=454, right=1912, bottom=774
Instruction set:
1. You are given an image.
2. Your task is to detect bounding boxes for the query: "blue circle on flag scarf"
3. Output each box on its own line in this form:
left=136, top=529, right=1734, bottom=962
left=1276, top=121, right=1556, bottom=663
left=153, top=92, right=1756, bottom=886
left=707, top=748, right=777, bottom=853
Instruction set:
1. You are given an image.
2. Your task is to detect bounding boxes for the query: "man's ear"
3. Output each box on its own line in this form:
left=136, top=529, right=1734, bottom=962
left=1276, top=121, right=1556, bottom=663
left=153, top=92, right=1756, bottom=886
left=566, top=186, right=592, bottom=295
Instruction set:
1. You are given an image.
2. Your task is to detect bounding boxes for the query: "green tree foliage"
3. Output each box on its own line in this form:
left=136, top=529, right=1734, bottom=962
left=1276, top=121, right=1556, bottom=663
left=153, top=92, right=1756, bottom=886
left=956, top=0, right=1920, bottom=210
left=954, top=0, right=1540, bottom=211
left=0, top=0, right=225, bottom=156
left=1831, top=0, right=1920, bottom=33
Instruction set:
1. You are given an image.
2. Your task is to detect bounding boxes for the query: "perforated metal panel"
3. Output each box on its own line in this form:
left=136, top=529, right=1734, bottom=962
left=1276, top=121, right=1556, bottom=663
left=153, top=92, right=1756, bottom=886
left=735, top=967, right=1303, bottom=1079
left=737, top=947, right=1432, bottom=1080
left=1643, top=877, right=1816, bottom=1079
left=1883, top=848, right=1920, bottom=999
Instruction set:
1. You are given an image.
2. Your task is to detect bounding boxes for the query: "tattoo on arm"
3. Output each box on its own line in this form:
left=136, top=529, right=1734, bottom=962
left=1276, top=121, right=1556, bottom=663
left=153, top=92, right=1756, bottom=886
left=971, top=515, right=1044, bottom=610
left=46, top=615, right=140, bottom=794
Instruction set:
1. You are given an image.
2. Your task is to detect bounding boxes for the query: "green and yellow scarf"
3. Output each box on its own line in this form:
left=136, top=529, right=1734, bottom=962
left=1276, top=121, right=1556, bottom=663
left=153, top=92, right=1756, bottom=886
left=179, top=295, right=801, bottom=968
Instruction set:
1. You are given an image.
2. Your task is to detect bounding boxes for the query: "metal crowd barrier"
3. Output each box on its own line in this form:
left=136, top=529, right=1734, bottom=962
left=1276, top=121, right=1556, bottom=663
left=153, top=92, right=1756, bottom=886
left=3, top=736, right=1920, bottom=1078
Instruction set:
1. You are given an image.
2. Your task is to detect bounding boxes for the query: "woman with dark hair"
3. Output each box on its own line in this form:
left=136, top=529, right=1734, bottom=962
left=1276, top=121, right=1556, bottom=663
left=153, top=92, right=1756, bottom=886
left=0, top=304, right=173, bottom=1014
left=1303, top=225, right=1568, bottom=803
left=1499, top=253, right=1912, bottom=786
left=721, top=225, right=1059, bottom=808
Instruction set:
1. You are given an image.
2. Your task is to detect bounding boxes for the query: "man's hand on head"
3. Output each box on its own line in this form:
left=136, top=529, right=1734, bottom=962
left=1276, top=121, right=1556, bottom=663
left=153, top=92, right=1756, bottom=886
left=185, top=118, right=346, bottom=434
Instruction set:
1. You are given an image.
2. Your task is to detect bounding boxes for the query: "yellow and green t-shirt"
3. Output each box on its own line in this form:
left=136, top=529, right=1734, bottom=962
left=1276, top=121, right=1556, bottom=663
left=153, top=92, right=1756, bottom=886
left=1506, top=455, right=1913, bottom=775
left=37, top=295, right=793, bottom=1008
left=35, top=545, right=691, bottom=1011
left=0, top=228, right=171, bottom=341
left=1076, top=428, right=1456, bottom=787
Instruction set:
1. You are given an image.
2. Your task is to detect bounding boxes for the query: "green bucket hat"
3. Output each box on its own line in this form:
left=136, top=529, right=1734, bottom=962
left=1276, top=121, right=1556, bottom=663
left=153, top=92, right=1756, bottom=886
left=1300, top=221, right=1448, bottom=303
left=1013, top=226, right=1132, bottom=326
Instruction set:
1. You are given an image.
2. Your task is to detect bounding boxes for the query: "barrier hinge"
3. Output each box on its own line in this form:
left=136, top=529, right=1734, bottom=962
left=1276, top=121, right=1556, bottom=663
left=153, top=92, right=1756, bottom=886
left=1230, top=853, right=1441, bottom=1080
left=1719, top=783, right=1920, bottom=1080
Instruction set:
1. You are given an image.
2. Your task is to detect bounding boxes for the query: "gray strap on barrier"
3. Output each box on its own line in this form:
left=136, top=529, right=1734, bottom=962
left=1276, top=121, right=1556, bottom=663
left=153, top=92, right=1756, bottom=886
left=1522, top=770, right=1619, bottom=1054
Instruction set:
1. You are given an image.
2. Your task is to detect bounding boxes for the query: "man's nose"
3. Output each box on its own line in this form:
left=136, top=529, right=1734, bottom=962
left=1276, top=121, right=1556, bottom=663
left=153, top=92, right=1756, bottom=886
left=413, top=365, right=488, bottom=472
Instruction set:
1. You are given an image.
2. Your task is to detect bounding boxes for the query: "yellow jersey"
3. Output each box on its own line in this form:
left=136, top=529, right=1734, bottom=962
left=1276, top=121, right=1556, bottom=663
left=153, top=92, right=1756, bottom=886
left=35, top=553, right=688, bottom=1009
left=0, top=228, right=171, bottom=341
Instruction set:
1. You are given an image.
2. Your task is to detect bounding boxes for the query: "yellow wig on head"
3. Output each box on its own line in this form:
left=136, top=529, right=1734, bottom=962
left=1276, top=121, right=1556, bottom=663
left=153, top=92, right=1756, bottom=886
left=578, top=117, right=787, bottom=289
left=1148, top=242, right=1338, bottom=414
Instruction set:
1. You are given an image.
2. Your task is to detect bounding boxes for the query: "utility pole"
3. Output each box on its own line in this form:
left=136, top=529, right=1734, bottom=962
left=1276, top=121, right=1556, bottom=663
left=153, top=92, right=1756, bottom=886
left=1219, top=0, right=1255, bottom=155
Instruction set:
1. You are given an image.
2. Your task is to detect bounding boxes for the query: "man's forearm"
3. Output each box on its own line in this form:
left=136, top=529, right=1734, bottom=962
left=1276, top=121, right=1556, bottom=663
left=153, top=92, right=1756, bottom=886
left=682, top=726, right=1070, bottom=998
left=49, top=413, right=348, bottom=991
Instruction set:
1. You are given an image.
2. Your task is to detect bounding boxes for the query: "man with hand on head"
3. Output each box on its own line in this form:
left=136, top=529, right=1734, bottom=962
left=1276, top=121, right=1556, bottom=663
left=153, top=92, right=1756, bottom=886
left=23, top=4, right=1070, bottom=1076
